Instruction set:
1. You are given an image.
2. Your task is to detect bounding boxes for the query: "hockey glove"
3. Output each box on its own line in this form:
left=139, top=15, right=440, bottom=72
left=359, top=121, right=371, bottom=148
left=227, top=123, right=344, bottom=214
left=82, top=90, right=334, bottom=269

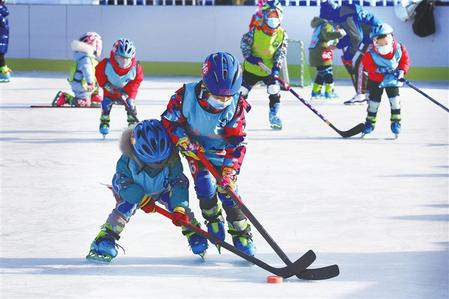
left=140, top=195, right=156, bottom=213
left=176, top=136, right=204, bottom=161
left=394, top=69, right=405, bottom=81
left=246, top=55, right=263, bottom=65
left=172, top=207, right=189, bottom=226
left=217, top=167, right=237, bottom=194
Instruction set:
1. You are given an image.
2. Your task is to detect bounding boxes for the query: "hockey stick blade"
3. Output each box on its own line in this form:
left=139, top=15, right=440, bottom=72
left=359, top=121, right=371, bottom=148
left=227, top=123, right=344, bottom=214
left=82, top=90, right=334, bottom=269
left=154, top=204, right=316, bottom=278
left=196, top=153, right=341, bottom=280
left=330, top=122, right=365, bottom=138
left=297, top=264, right=340, bottom=280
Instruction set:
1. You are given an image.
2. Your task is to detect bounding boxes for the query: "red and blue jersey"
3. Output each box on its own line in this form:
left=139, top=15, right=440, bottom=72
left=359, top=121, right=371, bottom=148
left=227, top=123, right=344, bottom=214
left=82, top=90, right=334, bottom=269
left=162, top=82, right=250, bottom=174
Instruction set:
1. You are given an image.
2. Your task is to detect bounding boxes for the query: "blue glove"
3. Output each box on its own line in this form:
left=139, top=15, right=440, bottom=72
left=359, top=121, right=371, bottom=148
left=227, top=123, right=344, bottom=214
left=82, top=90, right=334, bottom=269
left=394, top=70, right=405, bottom=81
left=246, top=55, right=263, bottom=65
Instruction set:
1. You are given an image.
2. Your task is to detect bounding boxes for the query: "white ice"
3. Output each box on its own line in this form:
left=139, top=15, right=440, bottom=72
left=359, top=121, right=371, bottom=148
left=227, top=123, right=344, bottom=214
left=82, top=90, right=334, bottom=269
left=1, top=73, right=448, bottom=299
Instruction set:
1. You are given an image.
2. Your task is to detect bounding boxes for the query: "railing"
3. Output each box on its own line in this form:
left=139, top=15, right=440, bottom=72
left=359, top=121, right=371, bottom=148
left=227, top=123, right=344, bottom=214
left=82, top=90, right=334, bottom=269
left=9, top=0, right=449, bottom=6
left=98, top=0, right=215, bottom=4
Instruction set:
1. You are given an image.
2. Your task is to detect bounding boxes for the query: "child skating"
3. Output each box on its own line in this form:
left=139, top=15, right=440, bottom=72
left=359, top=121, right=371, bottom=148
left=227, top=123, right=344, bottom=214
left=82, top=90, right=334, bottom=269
left=161, top=52, right=255, bottom=256
left=95, top=38, right=144, bottom=137
left=240, top=0, right=288, bottom=130
left=309, top=16, right=346, bottom=100
left=361, top=23, right=410, bottom=138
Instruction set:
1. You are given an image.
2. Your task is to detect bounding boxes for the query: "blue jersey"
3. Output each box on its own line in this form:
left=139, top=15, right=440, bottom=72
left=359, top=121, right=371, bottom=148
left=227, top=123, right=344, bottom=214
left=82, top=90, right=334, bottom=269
left=112, top=129, right=189, bottom=211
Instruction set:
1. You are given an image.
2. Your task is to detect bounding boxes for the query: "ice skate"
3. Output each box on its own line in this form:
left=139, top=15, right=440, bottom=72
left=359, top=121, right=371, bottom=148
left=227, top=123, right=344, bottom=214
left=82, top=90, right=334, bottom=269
left=86, top=226, right=120, bottom=263
left=183, top=222, right=208, bottom=259
left=268, top=103, right=282, bottom=130
left=0, top=65, right=11, bottom=83
left=52, top=91, right=67, bottom=107
left=99, top=115, right=110, bottom=138
left=361, top=120, right=375, bottom=138
left=391, top=120, right=401, bottom=139
left=228, top=220, right=255, bottom=257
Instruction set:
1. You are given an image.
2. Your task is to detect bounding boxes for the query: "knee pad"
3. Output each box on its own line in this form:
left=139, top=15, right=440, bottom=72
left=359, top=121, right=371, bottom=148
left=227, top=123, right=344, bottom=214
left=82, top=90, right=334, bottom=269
left=367, top=100, right=380, bottom=114
left=267, top=83, right=280, bottom=95
left=194, top=170, right=216, bottom=200
left=199, top=194, right=222, bottom=221
left=389, top=96, right=401, bottom=110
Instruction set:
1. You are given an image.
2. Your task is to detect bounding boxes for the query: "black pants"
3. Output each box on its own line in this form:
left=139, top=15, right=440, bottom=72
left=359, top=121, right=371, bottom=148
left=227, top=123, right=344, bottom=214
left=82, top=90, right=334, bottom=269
left=367, top=80, right=400, bottom=101
left=0, top=54, right=5, bottom=67
left=314, top=65, right=334, bottom=85
left=242, top=70, right=280, bottom=108
left=367, top=80, right=401, bottom=121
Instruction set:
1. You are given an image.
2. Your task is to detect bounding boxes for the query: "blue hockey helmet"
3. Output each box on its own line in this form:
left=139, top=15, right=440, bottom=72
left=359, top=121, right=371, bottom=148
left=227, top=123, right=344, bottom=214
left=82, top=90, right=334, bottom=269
left=113, top=38, right=136, bottom=58
left=201, top=52, right=242, bottom=96
left=319, top=0, right=340, bottom=21
left=370, top=23, right=394, bottom=39
left=131, top=119, right=173, bottom=164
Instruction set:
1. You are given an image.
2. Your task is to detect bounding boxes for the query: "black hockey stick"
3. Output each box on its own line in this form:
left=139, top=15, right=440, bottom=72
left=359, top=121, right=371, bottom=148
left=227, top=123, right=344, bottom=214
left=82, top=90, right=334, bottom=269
left=258, top=62, right=363, bottom=138
left=277, top=76, right=364, bottom=138
left=154, top=203, right=316, bottom=278
left=197, top=152, right=340, bottom=280
left=103, top=183, right=315, bottom=278
left=402, top=79, right=449, bottom=113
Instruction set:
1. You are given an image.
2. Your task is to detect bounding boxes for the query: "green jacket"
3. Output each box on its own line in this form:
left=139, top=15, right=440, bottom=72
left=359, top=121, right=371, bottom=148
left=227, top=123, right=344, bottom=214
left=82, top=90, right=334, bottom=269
left=308, top=17, right=344, bottom=67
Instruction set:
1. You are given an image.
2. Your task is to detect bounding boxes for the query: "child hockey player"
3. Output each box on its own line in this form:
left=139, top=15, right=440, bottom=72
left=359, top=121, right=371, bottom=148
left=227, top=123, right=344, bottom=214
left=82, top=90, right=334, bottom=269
left=319, top=0, right=382, bottom=104
left=361, top=23, right=410, bottom=138
left=86, top=119, right=208, bottom=262
left=52, top=32, right=103, bottom=107
left=0, top=0, right=11, bottom=83
left=240, top=0, right=288, bottom=130
left=309, top=16, right=346, bottom=100
left=161, top=52, right=255, bottom=256
left=95, top=38, right=144, bottom=136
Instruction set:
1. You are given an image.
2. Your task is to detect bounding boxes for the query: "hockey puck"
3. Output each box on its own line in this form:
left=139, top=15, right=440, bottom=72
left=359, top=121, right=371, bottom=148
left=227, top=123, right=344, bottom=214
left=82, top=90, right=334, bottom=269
left=266, top=275, right=283, bottom=284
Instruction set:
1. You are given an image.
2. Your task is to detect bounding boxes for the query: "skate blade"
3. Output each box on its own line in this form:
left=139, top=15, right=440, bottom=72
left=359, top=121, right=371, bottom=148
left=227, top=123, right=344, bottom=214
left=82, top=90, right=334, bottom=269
left=86, top=252, right=113, bottom=263
left=270, top=124, right=282, bottom=130
left=198, top=251, right=207, bottom=261
left=215, top=244, right=222, bottom=254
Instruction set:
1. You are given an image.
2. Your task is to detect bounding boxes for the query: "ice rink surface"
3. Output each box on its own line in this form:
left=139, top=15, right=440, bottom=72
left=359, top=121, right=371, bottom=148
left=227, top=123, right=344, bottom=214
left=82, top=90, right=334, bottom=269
left=1, top=72, right=448, bottom=299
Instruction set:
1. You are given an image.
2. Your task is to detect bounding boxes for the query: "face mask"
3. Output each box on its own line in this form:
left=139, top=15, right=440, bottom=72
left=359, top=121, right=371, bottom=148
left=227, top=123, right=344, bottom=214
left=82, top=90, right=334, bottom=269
left=266, top=18, right=280, bottom=29
left=115, top=54, right=132, bottom=68
left=376, top=43, right=393, bottom=55
left=207, top=95, right=232, bottom=110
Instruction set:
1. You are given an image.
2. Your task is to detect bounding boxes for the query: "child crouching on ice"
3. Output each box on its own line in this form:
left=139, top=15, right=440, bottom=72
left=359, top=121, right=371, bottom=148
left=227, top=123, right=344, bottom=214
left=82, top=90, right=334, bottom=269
left=361, top=23, right=410, bottom=137
left=86, top=120, right=208, bottom=262
left=53, top=32, right=103, bottom=107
